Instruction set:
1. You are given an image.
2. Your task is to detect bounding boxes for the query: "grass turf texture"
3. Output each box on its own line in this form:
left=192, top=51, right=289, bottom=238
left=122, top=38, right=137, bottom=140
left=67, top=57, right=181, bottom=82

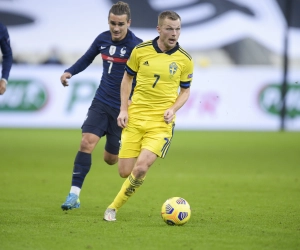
left=0, top=129, right=299, bottom=250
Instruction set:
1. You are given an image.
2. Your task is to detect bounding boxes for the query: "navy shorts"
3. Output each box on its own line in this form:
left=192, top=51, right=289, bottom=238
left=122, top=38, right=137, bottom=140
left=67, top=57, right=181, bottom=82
left=81, top=98, right=121, bottom=155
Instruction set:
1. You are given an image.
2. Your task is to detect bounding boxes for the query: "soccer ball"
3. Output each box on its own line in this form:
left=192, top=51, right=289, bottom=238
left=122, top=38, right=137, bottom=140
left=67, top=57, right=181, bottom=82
left=161, top=197, right=191, bottom=226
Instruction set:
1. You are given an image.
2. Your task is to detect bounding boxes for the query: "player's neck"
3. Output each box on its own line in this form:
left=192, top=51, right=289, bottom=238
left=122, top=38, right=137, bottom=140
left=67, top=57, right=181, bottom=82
left=157, top=38, right=173, bottom=53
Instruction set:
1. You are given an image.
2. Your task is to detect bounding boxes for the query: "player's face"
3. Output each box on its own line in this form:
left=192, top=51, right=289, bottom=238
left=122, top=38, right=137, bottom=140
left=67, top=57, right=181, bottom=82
left=108, top=13, right=131, bottom=41
left=157, top=18, right=181, bottom=51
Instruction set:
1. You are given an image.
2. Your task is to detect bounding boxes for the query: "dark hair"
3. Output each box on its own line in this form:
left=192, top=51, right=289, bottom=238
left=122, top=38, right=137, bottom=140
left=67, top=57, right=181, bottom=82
left=158, top=11, right=181, bottom=26
left=109, top=1, right=131, bottom=21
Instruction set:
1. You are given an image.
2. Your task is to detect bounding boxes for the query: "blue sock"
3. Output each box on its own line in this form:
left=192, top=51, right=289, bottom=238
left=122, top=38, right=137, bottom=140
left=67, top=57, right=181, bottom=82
left=71, top=151, right=91, bottom=188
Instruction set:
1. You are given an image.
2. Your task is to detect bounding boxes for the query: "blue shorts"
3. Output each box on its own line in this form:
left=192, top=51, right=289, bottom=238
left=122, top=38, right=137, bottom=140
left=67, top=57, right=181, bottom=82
left=82, top=98, right=121, bottom=155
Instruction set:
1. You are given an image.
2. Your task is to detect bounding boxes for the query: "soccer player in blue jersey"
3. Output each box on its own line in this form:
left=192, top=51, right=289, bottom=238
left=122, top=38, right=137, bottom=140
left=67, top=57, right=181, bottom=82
left=60, top=1, right=142, bottom=210
left=0, top=22, right=13, bottom=95
left=103, top=10, right=194, bottom=221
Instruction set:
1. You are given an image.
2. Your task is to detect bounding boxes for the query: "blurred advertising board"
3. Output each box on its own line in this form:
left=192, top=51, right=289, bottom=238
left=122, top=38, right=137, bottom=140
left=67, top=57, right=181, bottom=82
left=1, top=65, right=299, bottom=131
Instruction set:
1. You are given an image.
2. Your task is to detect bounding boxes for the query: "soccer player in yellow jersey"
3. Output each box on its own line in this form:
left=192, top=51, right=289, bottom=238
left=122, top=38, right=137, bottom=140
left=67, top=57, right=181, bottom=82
left=103, top=10, right=194, bottom=221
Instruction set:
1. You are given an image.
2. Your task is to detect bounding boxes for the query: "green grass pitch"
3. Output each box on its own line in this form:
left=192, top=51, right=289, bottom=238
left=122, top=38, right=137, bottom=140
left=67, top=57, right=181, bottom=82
left=0, top=129, right=299, bottom=250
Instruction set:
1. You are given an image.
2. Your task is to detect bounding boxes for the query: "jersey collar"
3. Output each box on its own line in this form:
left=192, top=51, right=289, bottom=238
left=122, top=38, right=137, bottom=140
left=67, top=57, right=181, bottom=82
left=152, top=36, right=179, bottom=55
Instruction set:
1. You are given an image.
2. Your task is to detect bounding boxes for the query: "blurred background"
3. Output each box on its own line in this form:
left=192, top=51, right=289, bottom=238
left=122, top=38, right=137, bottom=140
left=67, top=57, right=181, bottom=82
left=0, top=0, right=300, bottom=130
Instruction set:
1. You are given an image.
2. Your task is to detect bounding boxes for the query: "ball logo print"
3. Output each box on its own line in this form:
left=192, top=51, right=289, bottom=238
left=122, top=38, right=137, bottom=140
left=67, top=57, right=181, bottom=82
left=161, top=197, right=191, bottom=226
left=175, top=197, right=187, bottom=204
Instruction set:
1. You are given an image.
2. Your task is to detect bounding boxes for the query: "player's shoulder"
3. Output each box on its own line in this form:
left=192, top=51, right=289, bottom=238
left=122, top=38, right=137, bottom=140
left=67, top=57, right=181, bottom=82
left=135, top=40, right=153, bottom=49
left=127, top=30, right=143, bottom=44
left=0, top=22, right=7, bottom=33
left=178, top=46, right=193, bottom=61
left=95, top=30, right=111, bottom=41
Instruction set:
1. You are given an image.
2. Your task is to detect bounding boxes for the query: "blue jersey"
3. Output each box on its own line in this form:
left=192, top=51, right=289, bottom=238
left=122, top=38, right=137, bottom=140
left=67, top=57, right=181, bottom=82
left=0, top=22, right=13, bottom=81
left=65, top=29, right=142, bottom=109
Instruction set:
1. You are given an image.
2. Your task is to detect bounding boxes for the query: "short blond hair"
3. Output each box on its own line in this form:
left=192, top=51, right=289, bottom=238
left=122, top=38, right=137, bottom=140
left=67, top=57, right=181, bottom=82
left=158, top=11, right=181, bottom=26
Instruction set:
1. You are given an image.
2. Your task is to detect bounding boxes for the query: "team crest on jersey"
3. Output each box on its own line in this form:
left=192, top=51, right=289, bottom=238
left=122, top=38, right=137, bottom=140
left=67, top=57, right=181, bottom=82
left=120, top=47, right=126, bottom=57
left=169, top=62, right=178, bottom=78
left=109, top=45, right=116, bottom=55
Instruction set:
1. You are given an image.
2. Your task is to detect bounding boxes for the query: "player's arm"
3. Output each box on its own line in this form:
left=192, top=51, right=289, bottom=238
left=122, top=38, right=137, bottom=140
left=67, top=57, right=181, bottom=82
left=60, top=37, right=100, bottom=87
left=117, top=71, right=134, bottom=128
left=0, top=24, right=13, bottom=95
left=0, top=78, right=7, bottom=95
left=164, top=87, right=190, bottom=124
left=60, top=72, right=72, bottom=87
left=164, top=56, right=194, bottom=123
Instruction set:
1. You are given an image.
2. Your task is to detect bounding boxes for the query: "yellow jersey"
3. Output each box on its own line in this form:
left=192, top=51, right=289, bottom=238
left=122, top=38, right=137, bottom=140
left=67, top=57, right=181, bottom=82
left=125, top=36, right=194, bottom=121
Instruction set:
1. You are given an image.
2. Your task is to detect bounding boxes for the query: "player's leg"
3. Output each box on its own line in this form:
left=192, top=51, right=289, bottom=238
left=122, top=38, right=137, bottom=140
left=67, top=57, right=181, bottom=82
left=70, top=132, right=100, bottom=193
left=115, top=116, right=142, bottom=178
left=118, top=158, right=136, bottom=178
left=61, top=133, right=99, bottom=211
left=61, top=99, right=107, bottom=211
left=103, top=105, right=122, bottom=165
left=104, top=149, right=156, bottom=221
left=103, top=150, right=118, bottom=165
left=103, top=120, right=175, bottom=221
left=103, top=118, right=142, bottom=220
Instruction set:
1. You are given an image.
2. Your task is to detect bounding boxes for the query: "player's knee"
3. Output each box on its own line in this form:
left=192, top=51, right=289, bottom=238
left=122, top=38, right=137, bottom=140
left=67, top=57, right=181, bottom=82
left=118, top=160, right=133, bottom=178
left=118, top=169, right=130, bottom=178
left=80, top=136, right=97, bottom=152
left=132, top=167, right=147, bottom=179
left=104, top=155, right=118, bottom=165
left=80, top=139, right=93, bottom=152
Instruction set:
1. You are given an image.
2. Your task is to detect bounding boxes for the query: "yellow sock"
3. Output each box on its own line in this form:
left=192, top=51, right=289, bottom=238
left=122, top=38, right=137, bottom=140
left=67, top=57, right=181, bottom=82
left=108, top=173, right=145, bottom=211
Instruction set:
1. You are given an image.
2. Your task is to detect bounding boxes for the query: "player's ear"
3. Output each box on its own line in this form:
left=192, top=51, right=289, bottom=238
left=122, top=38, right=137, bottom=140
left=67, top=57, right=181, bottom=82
left=156, top=26, right=160, bottom=34
left=127, top=19, right=131, bottom=27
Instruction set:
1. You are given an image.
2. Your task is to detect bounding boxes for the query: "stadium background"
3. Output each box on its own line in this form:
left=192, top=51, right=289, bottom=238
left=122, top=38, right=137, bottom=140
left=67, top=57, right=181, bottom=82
left=1, top=1, right=300, bottom=249
left=0, top=0, right=300, bottom=130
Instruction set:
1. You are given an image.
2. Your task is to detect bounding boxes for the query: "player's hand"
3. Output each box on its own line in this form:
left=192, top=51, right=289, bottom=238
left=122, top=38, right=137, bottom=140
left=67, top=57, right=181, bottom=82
left=60, top=72, right=72, bottom=87
left=117, top=110, right=129, bottom=128
left=164, top=109, right=175, bottom=124
left=0, top=79, right=7, bottom=95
